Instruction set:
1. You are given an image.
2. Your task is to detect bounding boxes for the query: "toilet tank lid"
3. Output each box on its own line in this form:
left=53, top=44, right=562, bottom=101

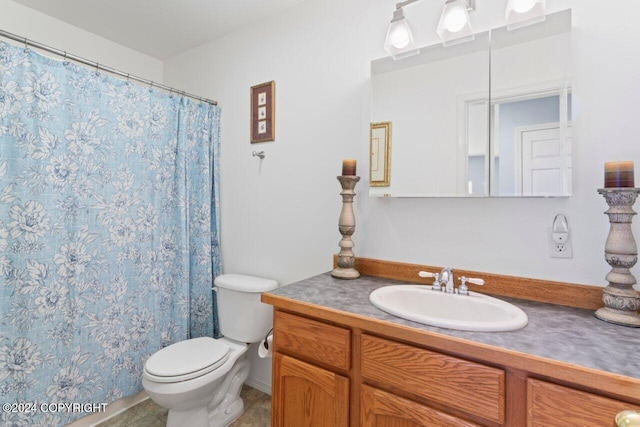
left=214, top=274, right=278, bottom=292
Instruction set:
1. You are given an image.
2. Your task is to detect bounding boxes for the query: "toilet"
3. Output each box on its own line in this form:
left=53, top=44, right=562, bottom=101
left=142, top=274, right=278, bottom=427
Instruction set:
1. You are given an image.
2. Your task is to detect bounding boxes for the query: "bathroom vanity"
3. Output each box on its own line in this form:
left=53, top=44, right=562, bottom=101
left=262, top=258, right=640, bottom=426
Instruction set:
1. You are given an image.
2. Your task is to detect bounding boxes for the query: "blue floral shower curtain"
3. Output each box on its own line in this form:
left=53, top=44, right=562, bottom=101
left=0, top=41, right=221, bottom=426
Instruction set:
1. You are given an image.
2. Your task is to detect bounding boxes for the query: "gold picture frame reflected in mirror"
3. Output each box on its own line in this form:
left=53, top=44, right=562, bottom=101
left=370, top=121, right=391, bottom=187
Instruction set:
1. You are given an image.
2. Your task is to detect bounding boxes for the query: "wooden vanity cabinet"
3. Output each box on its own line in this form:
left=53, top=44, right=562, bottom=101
left=270, top=308, right=640, bottom=427
left=272, top=309, right=502, bottom=426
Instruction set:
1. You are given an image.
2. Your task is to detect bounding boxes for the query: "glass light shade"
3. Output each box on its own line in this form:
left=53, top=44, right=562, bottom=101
left=506, top=0, right=546, bottom=30
left=384, top=10, right=419, bottom=60
left=437, top=0, right=475, bottom=46
left=512, top=0, right=537, bottom=13
left=388, top=20, right=411, bottom=49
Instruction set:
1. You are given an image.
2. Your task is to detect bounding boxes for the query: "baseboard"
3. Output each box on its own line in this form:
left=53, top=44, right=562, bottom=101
left=245, top=376, right=272, bottom=396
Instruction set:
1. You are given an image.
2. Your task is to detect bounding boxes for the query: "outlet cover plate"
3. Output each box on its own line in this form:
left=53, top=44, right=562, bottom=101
left=548, top=228, right=573, bottom=258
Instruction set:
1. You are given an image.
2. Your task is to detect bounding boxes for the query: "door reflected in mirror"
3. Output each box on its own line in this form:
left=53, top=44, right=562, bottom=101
left=490, top=92, right=572, bottom=197
left=370, top=9, right=572, bottom=198
left=490, top=12, right=572, bottom=197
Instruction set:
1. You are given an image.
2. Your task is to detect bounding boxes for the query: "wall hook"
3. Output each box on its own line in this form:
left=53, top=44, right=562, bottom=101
left=252, top=151, right=265, bottom=159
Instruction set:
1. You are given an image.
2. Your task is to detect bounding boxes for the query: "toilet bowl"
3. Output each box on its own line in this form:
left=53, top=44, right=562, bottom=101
left=142, top=274, right=278, bottom=427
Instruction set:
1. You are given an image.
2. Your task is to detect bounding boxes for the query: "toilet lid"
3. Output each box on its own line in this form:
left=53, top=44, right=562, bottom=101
left=145, top=337, right=230, bottom=381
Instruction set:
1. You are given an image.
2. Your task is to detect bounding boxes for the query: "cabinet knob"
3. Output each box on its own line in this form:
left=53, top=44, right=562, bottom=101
left=616, top=410, right=640, bottom=427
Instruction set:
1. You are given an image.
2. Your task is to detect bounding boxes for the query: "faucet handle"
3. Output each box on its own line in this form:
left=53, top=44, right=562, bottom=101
left=432, top=273, right=442, bottom=291
left=418, top=271, right=442, bottom=291
left=458, top=277, right=485, bottom=296
left=458, top=277, right=469, bottom=295
left=465, top=277, right=485, bottom=286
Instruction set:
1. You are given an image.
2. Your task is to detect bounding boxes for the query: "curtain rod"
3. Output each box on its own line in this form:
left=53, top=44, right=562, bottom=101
left=0, top=28, right=218, bottom=106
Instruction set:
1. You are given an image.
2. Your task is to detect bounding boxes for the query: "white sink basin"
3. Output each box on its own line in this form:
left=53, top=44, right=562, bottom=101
left=369, top=285, right=528, bottom=332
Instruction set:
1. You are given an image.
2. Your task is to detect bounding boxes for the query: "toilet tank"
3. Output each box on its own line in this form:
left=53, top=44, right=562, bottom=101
left=214, top=274, right=278, bottom=343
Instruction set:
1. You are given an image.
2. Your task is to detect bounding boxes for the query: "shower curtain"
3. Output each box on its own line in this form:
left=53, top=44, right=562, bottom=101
left=0, top=41, right=221, bottom=426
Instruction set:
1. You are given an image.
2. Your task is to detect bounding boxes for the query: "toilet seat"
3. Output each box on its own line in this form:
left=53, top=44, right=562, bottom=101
left=144, top=337, right=230, bottom=383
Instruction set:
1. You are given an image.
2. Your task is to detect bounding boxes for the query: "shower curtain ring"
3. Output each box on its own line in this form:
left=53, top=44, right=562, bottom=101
left=63, top=51, right=67, bottom=62
left=23, top=37, right=28, bottom=50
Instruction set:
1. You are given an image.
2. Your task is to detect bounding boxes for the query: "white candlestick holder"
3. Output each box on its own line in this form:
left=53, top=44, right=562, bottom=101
left=595, top=188, right=640, bottom=327
left=332, top=175, right=360, bottom=280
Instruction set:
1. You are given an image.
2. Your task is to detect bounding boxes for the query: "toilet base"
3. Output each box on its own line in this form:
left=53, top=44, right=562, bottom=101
left=164, top=356, right=250, bottom=427
left=207, top=356, right=249, bottom=426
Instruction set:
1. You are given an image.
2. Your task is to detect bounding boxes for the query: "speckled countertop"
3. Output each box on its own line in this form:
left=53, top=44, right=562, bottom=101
left=265, top=272, right=640, bottom=379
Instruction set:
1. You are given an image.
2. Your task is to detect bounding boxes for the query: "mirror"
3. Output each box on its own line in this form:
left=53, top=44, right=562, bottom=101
left=369, top=10, right=572, bottom=197
left=370, top=32, right=490, bottom=197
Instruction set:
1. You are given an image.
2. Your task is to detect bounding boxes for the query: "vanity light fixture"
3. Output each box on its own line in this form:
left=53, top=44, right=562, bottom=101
left=384, top=0, right=421, bottom=60
left=437, top=0, right=476, bottom=46
left=505, top=0, right=546, bottom=30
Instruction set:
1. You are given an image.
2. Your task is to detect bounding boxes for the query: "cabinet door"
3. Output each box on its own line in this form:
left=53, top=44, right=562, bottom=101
left=272, top=353, right=349, bottom=427
left=528, top=378, right=640, bottom=427
left=361, top=385, right=481, bottom=427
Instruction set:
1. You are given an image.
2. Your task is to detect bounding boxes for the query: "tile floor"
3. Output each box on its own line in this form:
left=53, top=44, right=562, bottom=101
left=97, top=385, right=270, bottom=427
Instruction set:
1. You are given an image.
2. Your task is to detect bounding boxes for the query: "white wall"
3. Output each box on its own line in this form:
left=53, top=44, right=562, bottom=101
left=164, top=0, right=376, bottom=284
left=164, top=0, right=640, bottom=390
left=164, top=0, right=640, bottom=286
left=0, top=0, right=163, bottom=82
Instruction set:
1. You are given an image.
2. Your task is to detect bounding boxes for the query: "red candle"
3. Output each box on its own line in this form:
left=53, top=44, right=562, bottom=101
left=604, top=161, right=635, bottom=188
left=342, top=159, right=357, bottom=176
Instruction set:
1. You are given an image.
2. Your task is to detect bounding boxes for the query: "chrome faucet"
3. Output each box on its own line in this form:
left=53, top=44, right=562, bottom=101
left=440, top=267, right=454, bottom=293
left=418, top=269, right=485, bottom=295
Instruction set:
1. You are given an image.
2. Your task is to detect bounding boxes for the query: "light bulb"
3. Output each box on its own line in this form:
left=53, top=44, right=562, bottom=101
left=513, top=0, right=536, bottom=13
left=384, top=6, right=420, bottom=59
left=443, top=5, right=468, bottom=33
left=389, top=25, right=410, bottom=48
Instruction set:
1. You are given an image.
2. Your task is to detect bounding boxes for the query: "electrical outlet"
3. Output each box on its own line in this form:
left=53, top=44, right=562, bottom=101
left=548, top=228, right=573, bottom=258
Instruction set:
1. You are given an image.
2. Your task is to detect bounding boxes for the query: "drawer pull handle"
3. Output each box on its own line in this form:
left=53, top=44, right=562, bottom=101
left=616, top=410, right=640, bottom=427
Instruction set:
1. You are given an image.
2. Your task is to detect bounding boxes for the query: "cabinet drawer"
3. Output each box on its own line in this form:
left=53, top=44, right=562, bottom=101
left=362, top=384, right=481, bottom=427
left=527, top=378, right=640, bottom=427
left=274, top=311, right=351, bottom=371
left=361, top=334, right=505, bottom=424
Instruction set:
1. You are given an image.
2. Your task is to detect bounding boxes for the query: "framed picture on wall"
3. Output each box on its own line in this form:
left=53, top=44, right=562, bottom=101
left=370, top=121, right=391, bottom=187
left=250, top=81, right=275, bottom=143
